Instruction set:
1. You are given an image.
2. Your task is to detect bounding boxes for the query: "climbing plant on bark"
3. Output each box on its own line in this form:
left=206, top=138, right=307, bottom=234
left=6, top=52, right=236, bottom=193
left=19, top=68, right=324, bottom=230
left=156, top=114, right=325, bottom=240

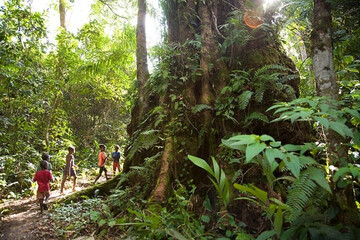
left=124, top=0, right=304, bottom=204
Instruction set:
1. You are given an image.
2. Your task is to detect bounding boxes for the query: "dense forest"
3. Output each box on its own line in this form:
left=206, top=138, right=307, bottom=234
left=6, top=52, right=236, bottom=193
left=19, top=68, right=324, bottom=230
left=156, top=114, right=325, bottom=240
left=1, top=0, right=359, bottom=239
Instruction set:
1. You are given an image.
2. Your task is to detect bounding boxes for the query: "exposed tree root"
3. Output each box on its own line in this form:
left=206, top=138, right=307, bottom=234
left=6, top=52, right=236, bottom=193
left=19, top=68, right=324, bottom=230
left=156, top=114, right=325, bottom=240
left=54, top=174, right=123, bottom=204
left=150, top=137, right=174, bottom=202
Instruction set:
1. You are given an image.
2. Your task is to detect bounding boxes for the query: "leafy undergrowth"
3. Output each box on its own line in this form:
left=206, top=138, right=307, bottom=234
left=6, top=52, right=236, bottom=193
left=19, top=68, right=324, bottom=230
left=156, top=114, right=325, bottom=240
left=47, top=181, right=255, bottom=240
left=46, top=198, right=104, bottom=239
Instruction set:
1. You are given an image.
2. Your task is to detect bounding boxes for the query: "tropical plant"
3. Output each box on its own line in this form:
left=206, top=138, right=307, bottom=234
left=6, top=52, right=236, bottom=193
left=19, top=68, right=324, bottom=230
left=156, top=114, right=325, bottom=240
left=188, top=155, right=230, bottom=209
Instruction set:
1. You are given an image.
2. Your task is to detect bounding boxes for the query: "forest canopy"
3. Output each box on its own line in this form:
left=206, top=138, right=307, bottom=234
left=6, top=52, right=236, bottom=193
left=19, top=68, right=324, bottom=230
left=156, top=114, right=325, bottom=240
left=1, top=0, right=359, bottom=239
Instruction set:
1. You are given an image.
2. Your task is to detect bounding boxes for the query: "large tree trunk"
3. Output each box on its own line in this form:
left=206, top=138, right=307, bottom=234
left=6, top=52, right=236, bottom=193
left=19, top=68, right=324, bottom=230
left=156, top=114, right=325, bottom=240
left=312, top=0, right=359, bottom=226
left=124, top=0, right=307, bottom=216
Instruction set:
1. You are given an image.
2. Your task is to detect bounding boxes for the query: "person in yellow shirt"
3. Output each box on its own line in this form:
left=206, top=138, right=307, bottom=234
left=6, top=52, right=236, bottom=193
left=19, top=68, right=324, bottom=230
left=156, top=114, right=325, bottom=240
left=94, top=144, right=109, bottom=184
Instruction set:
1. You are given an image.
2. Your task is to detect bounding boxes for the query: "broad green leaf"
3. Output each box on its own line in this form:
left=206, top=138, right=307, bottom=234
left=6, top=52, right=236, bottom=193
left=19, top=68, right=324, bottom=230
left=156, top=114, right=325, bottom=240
left=267, top=104, right=286, bottom=112
left=260, top=134, right=275, bottom=142
left=246, top=142, right=266, bottom=163
left=188, top=155, right=214, bottom=177
left=280, top=226, right=300, bottom=240
left=284, top=154, right=300, bottom=178
left=219, top=169, right=227, bottom=193
left=349, top=165, right=359, bottom=178
left=347, top=68, right=359, bottom=73
left=98, top=219, right=107, bottom=227
left=283, top=144, right=302, bottom=152
left=201, top=215, right=210, bottom=223
left=306, top=166, right=332, bottom=193
left=270, top=141, right=282, bottom=147
left=234, top=184, right=268, bottom=204
left=108, top=219, right=116, bottom=228
left=268, top=203, right=277, bottom=217
left=313, top=116, right=329, bottom=129
left=279, top=111, right=293, bottom=120
left=226, top=134, right=258, bottom=145
left=343, top=55, right=354, bottom=64
left=289, top=109, right=313, bottom=123
left=273, top=106, right=291, bottom=114
left=236, top=197, right=265, bottom=208
left=223, top=180, right=230, bottom=207
left=222, top=139, right=246, bottom=151
left=343, top=108, right=360, bottom=119
left=256, top=230, right=277, bottom=240
left=209, top=177, right=220, bottom=194
left=274, top=209, right=283, bottom=235
left=298, top=156, right=317, bottom=166
left=212, top=157, right=220, bottom=182
left=265, top=148, right=283, bottom=172
left=333, top=167, right=349, bottom=182
left=329, top=122, right=350, bottom=138
left=270, top=198, right=291, bottom=211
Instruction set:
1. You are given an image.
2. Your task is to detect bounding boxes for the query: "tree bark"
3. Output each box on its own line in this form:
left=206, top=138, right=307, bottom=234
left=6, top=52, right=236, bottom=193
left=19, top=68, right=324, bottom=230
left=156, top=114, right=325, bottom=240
left=125, top=0, right=303, bottom=208
left=127, top=0, right=150, bottom=137
left=136, top=0, right=150, bottom=120
left=59, top=0, right=66, bottom=29
left=312, top=0, right=338, bottom=99
left=312, top=0, right=359, bottom=226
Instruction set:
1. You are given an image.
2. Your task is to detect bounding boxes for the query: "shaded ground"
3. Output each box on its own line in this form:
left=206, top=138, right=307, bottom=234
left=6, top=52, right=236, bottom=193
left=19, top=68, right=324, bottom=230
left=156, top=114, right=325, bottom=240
left=0, top=174, right=110, bottom=240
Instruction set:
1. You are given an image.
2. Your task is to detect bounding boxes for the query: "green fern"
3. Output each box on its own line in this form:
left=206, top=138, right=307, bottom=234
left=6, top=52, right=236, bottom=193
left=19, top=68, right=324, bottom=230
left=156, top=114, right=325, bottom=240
left=246, top=112, right=269, bottom=123
left=254, top=64, right=288, bottom=78
left=238, top=91, right=253, bottom=110
left=285, top=172, right=317, bottom=223
left=192, top=104, right=212, bottom=114
left=127, top=129, right=161, bottom=159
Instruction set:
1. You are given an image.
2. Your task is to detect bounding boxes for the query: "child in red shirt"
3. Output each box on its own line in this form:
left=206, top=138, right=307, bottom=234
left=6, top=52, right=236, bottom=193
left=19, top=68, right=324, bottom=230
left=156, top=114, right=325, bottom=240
left=33, top=160, right=53, bottom=213
left=94, top=144, right=109, bottom=184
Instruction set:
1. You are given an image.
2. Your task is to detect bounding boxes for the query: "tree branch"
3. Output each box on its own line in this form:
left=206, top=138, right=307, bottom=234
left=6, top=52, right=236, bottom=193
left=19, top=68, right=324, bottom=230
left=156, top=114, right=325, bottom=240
left=98, top=0, right=129, bottom=21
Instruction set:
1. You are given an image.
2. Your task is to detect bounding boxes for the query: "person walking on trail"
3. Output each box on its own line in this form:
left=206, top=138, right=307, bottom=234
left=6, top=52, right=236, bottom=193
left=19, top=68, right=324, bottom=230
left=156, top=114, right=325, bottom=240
left=37, top=153, right=52, bottom=171
left=33, top=160, right=53, bottom=213
left=111, top=145, right=121, bottom=175
left=60, top=146, right=77, bottom=194
left=94, top=144, right=109, bottom=184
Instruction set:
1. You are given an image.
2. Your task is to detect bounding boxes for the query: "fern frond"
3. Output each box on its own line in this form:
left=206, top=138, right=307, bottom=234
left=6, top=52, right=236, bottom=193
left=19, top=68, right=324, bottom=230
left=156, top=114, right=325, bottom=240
left=238, top=91, right=253, bottom=110
left=246, top=112, right=269, bottom=123
left=127, top=129, right=161, bottom=159
left=254, top=64, right=287, bottom=78
left=285, top=172, right=317, bottom=223
left=254, top=87, right=265, bottom=103
left=192, top=104, right=212, bottom=114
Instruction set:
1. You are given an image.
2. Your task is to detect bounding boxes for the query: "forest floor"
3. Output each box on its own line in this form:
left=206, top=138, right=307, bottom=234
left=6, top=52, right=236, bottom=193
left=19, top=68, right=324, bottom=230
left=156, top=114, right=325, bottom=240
left=0, top=174, right=110, bottom=240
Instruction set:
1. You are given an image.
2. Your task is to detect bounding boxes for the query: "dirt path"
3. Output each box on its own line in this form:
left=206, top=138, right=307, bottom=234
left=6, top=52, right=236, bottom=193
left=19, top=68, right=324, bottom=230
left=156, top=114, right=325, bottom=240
left=0, top=190, right=63, bottom=240
left=0, top=178, right=99, bottom=240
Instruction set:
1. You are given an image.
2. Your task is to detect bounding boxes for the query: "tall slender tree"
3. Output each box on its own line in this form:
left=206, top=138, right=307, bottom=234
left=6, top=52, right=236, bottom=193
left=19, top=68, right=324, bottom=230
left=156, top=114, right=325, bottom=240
left=311, top=0, right=359, bottom=225
left=59, top=0, right=66, bottom=29
left=312, top=0, right=338, bottom=99
left=44, top=0, right=68, bottom=151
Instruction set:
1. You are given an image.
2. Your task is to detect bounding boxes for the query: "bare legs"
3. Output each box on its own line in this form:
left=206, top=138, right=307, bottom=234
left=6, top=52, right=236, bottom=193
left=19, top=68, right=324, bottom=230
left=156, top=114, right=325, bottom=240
left=72, top=175, right=77, bottom=192
left=60, top=174, right=77, bottom=194
left=113, top=163, right=121, bottom=175
left=94, top=167, right=109, bottom=184
left=60, top=175, right=66, bottom=194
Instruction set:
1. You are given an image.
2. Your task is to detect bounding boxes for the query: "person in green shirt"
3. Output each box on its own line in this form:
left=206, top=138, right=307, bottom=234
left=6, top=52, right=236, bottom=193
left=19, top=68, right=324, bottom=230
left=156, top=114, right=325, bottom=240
left=37, top=153, right=52, bottom=171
